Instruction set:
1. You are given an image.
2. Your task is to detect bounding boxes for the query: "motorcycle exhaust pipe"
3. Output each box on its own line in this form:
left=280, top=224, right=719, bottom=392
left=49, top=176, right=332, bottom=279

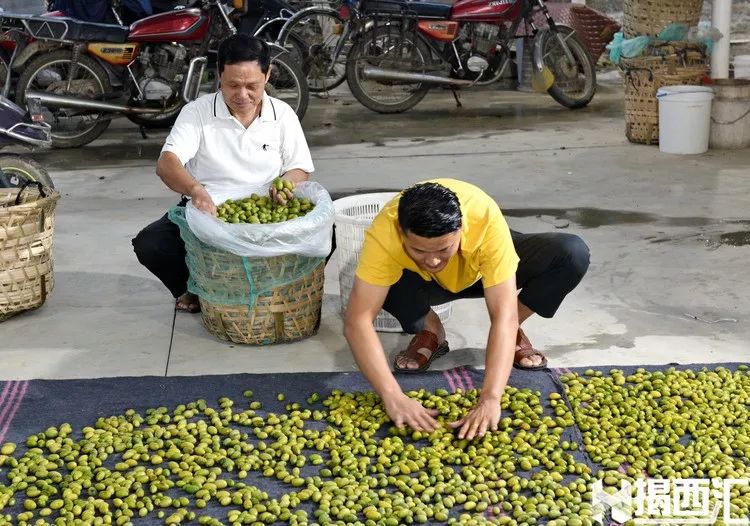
left=25, top=91, right=173, bottom=114
left=362, top=66, right=475, bottom=87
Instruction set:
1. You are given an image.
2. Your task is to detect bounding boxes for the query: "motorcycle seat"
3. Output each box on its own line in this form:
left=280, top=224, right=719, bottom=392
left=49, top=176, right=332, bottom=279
left=57, top=17, right=130, bottom=43
left=365, top=0, right=452, bottom=19
left=407, top=0, right=453, bottom=19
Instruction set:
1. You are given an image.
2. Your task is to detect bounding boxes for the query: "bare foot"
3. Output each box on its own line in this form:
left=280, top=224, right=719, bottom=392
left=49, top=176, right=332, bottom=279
left=176, top=292, right=200, bottom=313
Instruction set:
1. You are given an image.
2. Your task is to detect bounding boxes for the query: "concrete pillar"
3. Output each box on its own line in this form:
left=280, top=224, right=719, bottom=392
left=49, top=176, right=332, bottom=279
left=711, top=0, right=732, bottom=79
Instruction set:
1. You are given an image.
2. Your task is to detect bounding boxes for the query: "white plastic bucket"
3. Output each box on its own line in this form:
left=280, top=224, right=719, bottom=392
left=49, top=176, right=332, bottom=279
left=734, top=55, right=750, bottom=79
left=333, top=193, right=452, bottom=333
left=657, top=86, right=714, bottom=154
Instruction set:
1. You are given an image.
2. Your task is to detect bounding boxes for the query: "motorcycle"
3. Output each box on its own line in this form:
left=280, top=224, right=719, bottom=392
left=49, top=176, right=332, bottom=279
left=0, top=0, right=308, bottom=148
left=0, top=94, right=54, bottom=188
left=275, top=1, right=351, bottom=92
left=343, top=0, right=597, bottom=113
left=45, top=0, right=156, bottom=25
left=44, top=0, right=308, bottom=103
left=231, top=0, right=314, bottom=89
left=48, top=0, right=305, bottom=50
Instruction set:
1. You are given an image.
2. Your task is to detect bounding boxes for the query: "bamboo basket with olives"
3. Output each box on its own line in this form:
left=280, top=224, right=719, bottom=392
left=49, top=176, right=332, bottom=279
left=169, top=179, right=328, bottom=345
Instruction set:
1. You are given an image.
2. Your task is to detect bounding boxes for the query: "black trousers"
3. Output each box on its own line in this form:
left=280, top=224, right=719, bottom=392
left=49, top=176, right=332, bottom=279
left=132, top=200, right=190, bottom=298
left=382, top=230, right=590, bottom=334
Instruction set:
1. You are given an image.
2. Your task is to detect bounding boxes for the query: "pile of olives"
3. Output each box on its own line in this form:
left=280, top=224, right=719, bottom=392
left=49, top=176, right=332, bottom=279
left=0, top=366, right=748, bottom=526
left=216, top=179, right=314, bottom=225
left=561, top=365, right=750, bottom=523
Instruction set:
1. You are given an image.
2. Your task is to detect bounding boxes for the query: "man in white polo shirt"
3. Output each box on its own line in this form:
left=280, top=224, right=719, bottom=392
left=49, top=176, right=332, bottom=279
left=132, top=34, right=314, bottom=313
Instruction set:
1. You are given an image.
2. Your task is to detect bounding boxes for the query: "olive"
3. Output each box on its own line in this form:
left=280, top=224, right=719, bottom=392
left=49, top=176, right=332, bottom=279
left=217, top=188, right=315, bottom=225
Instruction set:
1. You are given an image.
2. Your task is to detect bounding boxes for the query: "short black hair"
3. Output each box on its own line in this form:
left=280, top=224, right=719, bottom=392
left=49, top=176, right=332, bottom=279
left=398, top=182, right=462, bottom=238
left=218, top=34, right=270, bottom=75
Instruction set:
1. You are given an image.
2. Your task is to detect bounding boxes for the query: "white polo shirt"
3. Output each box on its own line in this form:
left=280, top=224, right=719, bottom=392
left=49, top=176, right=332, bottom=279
left=161, top=91, right=314, bottom=196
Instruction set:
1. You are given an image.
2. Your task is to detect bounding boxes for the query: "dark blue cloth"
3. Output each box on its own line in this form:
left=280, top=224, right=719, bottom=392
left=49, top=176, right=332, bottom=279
left=123, top=0, right=153, bottom=16
left=52, top=0, right=152, bottom=22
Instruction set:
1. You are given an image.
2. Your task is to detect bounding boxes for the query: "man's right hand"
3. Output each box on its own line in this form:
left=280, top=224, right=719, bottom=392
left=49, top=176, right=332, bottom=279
left=269, top=177, right=295, bottom=205
left=383, top=393, right=440, bottom=432
left=189, top=184, right=216, bottom=216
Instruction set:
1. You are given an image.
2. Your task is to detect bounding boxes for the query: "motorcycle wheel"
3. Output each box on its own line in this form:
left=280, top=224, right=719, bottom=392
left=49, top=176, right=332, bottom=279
left=16, top=49, right=112, bottom=149
left=536, top=28, right=596, bottom=109
left=277, top=8, right=348, bottom=93
left=0, top=155, right=55, bottom=189
left=346, top=26, right=430, bottom=114
left=267, top=52, right=310, bottom=121
left=265, top=30, right=306, bottom=80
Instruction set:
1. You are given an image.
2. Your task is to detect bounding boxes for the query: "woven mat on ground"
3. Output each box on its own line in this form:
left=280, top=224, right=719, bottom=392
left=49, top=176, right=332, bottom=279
left=0, top=362, right=746, bottom=525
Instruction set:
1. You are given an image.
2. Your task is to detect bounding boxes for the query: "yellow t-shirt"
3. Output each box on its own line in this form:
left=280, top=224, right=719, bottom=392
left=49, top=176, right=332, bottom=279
left=355, top=179, right=519, bottom=292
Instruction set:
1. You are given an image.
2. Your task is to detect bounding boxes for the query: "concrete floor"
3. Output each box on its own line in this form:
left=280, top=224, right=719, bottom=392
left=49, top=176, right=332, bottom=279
left=1, top=75, right=749, bottom=380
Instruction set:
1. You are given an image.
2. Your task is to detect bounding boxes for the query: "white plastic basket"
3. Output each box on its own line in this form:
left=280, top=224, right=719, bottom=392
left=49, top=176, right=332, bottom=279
left=333, top=193, right=452, bottom=333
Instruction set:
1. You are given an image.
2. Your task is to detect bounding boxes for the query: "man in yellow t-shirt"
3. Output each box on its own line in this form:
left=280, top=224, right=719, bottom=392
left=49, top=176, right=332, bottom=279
left=344, top=179, right=589, bottom=439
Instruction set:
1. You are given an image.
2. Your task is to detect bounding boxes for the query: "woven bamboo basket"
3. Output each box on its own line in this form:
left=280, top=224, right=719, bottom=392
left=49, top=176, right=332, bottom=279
left=197, top=255, right=325, bottom=346
left=621, top=43, right=709, bottom=144
left=169, top=206, right=325, bottom=345
left=0, top=184, right=59, bottom=321
left=623, top=0, right=704, bottom=38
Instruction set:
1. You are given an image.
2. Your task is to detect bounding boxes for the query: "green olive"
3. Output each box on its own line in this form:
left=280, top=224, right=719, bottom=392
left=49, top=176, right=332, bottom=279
left=218, top=187, right=314, bottom=225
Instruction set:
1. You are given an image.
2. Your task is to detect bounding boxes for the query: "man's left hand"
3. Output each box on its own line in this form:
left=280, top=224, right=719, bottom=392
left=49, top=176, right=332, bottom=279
left=449, top=397, right=501, bottom=440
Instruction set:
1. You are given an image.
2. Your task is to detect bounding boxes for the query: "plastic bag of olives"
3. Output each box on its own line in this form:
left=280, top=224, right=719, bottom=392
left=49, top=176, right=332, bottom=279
left=185, top=181, right=334, bottom=258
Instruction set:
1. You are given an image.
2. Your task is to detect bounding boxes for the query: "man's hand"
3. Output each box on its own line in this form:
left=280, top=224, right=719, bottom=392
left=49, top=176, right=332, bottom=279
left=189, top=184, right=216, bottom=216
left=449, top=396, right=501, bottom=440
left=451, top=278, right=516, bottom=440
left=269, top=177, right=295, bottom=205
left=270, top=186, right=294, bottom=205
left=383, top=393, right=440, bottom=432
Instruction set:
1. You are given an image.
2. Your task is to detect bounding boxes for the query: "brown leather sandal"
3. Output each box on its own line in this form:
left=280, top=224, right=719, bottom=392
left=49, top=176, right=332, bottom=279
left=393, top=330, right=450, bottom=374
left=514, top=328, right=548, bottom=370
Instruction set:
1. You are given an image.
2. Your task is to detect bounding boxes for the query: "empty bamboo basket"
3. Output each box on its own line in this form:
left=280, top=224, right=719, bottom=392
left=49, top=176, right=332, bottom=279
left=0, top=183, right=59, bottom=321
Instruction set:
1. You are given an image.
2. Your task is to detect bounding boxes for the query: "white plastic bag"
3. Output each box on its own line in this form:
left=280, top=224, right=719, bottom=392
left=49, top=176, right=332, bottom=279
left=186, top=181, right=333, bottom=258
